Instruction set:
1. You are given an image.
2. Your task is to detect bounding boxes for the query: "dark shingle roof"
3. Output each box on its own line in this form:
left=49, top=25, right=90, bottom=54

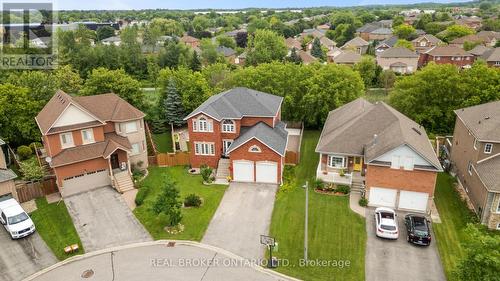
left=376, top=36, right=399, bottom=49
left=0, top=169, right=16, bottom=183
left=481, top=47, right=500, bottom=62
left=454, top=100, right=500, bottom=141
left=184, top=87, right=283, bottom=121
left=227, top=122, right=288, bottom=156
left=476, top=157, right=500, bottom=192
left=216, top=46, right=236, bottom=57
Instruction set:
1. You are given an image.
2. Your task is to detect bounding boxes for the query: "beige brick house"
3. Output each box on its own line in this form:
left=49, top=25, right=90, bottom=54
left=376, top=47, right=419, bottom=74
left=450, top=101, right=500, bottom=230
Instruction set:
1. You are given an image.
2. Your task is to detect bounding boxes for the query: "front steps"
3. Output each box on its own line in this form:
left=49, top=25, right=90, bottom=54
left=215, top=158, right=230, bottom=185
left=114, top=172, right=135, bottom=193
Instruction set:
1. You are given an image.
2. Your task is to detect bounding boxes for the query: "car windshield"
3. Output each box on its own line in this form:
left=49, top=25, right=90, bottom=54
left=412, top=217, right=429, bottom=235
left=381, top=224, right=396, bottom=231
left=7, top=212, right=29, bottom=225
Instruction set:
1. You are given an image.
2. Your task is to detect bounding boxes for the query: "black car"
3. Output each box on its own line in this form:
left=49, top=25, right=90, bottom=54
left=404, top=214, right=431, bottom=246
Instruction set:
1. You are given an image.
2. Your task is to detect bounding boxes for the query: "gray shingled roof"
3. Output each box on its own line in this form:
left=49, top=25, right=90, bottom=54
left=376, top=36, right=399, bottom=49
left=481, top=47, right=500, bottom=62
left=378, top=47, right=419, bottom=58
left=476, top=157, right=500, bottom=192
left=454, top=100, right=500, bottom=141
left=334, top=51, right=362, bottom=64
left=469, top=45, right=491, bottom=56
left=371, top=28, right=393, bottom=35
left=0, top=169, right=16, bottom=183
left=342, top=36, right=369, bottom=47
left=216, top=46, right=236, bottom=57
left=184, top=87, right=283, bottom=121
left=316, top=98, right=442, bottom=171
left=227, top=121, right=288, bottom=156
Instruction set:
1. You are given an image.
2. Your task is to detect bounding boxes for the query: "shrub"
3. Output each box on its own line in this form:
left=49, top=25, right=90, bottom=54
left=184, top=194, right=202, bottom=207
left=336, top=185, right=350, bottom=194
left=339, top=169, right=345, bottom=177
left=135, top=185, right=150, bottom=206
left=17, top=145, right=32, bottom=160
left=19, top=159, right=44, bottom=181
left=29, top=142, right=42, bottom=153
left=200, top=165, right=213, bottom=183
left=359, top=197, right=368, bottom=207
left=312, top=178, right=324, bottom=190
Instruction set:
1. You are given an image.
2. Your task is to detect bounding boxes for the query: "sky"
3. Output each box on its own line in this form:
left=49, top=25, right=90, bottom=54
left=56, top=0, right=466, bottom=10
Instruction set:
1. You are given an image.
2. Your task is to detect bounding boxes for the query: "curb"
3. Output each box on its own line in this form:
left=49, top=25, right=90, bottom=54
left=23, top=240, right=301, bottom=281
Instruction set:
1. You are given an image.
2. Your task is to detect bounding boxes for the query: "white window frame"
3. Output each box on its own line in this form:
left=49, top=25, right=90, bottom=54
left=403, top=156, right=414, bottom=171
left=131, top=143, right=141, bottom=155
left=484, top=143, right=493, bottom=154
left=420, top=41, right=426, bottom=47
left=467, top=161, right=473, bottom=175
left=194, top=117, right=212, bottom=132
left=194, top=142, right=215, bottom=156
left=249, top=145, right=261, bottom=153
left=327, top=155, right=345, bottom=168
left=495, top=61, right=500, bottom=66
left=124, top=121, right=138, bottom=133
left=60, top=132, right=74, bottom=149
left=391, top=155, right=400, bottom=169
left=81, top=129, right=95, bottom=144
left=222, top=119, right=235, bottom=133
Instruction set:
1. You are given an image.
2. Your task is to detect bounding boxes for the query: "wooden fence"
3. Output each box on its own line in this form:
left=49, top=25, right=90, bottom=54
left=285, top=151, right=299, bottom=165
left=15, top=177, right=58, bottom=203
left=156, top=152, right=190, bottom=167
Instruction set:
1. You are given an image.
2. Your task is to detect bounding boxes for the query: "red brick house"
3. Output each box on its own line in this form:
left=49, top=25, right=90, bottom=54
left=315, top=98, right=442, bottom=213
left=419, top=46, right=475, bottom=68
left=35, top=90, right=148, bottom=196
left=184, top=88, right=288, bottom=184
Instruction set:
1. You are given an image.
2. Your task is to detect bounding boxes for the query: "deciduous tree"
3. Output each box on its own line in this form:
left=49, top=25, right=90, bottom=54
left=246, top=29, right=287, bottom=65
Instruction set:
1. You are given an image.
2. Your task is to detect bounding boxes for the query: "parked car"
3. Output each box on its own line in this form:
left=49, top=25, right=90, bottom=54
left=404, top=214, right=432, bottom=246
left=0, top=198, right=36, bottom=239
left=375, top=207, right=399, bottom=239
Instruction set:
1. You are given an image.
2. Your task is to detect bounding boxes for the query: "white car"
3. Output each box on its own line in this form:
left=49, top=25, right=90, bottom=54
left=374, top=207, right=399, bottom=239
left=0, top=198, right=36, bottom=239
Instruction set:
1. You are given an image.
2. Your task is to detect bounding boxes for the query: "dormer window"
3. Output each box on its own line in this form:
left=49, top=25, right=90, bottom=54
left=484, top=143, right=493, bottom=154
left=81, top=129, right=95, bottom=144
left=222, top=120, right=235, bottom=133
left=249, top=145, right=261, bottom=153
left=60, top=132, right=74, bottom=149
left=193, top=116, right=213, bottom=132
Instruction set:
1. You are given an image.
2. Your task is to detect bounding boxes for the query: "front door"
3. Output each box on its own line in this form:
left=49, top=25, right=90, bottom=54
left=110, top=153, right=120, bottom=169
left=222, top=140, right=233, bottom=157
left=353, top=157, right=363, bottom=171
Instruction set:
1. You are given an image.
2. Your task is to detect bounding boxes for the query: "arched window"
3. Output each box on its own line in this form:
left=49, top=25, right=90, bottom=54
left=222, top=119, right=235, bottom=132
left=249, top=145, right=261, bottom=153
left=193, top=116, right=212, bottom=132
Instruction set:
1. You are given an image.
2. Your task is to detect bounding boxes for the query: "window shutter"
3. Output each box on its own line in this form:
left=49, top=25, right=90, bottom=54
left=193, top=120, right=197, bottom=131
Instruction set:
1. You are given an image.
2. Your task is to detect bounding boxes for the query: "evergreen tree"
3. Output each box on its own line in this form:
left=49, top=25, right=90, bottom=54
left=311, top=37, right=323, bottom=59
left=288, top=47, right=302, bottom=64
left=189, top=51, right=202, bottom=72
left=163, top=79, right=186, bottom=127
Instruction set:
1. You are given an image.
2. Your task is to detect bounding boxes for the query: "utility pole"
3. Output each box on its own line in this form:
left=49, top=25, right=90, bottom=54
left=303, top=181, right=309, bottom=262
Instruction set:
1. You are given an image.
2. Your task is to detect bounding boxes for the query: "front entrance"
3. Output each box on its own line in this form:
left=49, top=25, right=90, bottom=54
left=353, top=157, right=363, bottom=171
left=222, top=140, right=233, bottom=157
left=110, top=153, right=120, bottom=169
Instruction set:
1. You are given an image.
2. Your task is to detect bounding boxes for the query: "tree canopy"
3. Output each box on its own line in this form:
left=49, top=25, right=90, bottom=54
left=246, top=29, right=287, bottom=65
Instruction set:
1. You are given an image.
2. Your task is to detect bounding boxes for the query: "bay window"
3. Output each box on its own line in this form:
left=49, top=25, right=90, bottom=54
left=327, top=155, right=345, bottom=168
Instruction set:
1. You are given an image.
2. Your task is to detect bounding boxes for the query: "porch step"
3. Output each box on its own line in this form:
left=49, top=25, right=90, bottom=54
left=114, top=172, right=135, bottom=193
left=216, top=159, right=230, bottom=179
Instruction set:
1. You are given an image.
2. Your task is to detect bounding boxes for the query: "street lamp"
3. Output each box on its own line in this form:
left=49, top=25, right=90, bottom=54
left=302, top=181, right=309, bottom=262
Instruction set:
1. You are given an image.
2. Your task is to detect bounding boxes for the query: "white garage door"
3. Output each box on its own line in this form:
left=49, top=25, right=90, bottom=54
left=255, top=161, right=278, bottom=184
left=369, top=187, right=397, bottom=208
left=233, top=160, right=254, bottom=182
left=398, top=191, right=429, bottom=212
left=63, top=169, right=111, bottom=196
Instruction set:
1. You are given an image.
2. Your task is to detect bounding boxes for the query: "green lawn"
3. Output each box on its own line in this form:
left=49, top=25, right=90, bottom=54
left=152, top=132, right=174, bottom=153
left=134, top=166, right=227, bottom=240
left=30, top=198, right=83, bottom=260
left=270, top=131, right=366, bottom=281
left=363, top=88, right=390, bottom=103
left=433, top=173, right=476, bottom=281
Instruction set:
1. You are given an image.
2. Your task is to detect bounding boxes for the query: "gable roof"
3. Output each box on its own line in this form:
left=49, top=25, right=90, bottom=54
left=316, top=98, right=442, bottom=171
left=36, top=91, right=145, bottom=136
left=180, top=35, right=199, bottom=43
left=226, top=121, right=288, bottom=156
left=333, top=51, right=362, bottom=64
left=376, top=36, right=399, bottom=49
left=319, top=36, right=335, bottom=47
left=450, top=34, right=489, bottom=44
left=469, top=45, right=491, bottom=56
left=216, top=46, right=236, bottom=57
left=475, top=156, right=500, bottom=192
left=424, top=46, right=473, bottom=57
left=371, top=28, right=393, bottom=35
left=357, top=23, right=380, bottom=33
left=298, top=50, right=318, bottom=64
left=0, top=169, right=16, bottom=183
left=184, top=87, right=283, bottom=121
left=285, top=37, right=301, bottom=50
left=454, top=100, right=500, bottom=141
left=378, top=47, right=419, bottom=58
left=477, top=30, right=500, bottom=40
left=412, top=34, right=442, bottom=45
left=342, top=36, right=369, bottom=48
left=481, top=47, right=500, bottom=62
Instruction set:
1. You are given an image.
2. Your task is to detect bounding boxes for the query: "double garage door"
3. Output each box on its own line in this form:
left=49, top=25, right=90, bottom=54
left=369, top=187, right=429, bottom=212
left=232, top=160, right=278, bottom=184
left=63, top=169, right=111, bottom=196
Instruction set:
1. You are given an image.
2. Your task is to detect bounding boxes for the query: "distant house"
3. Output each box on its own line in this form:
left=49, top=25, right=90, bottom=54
left=455, top=16, right=483, bottom=30
left=285, top=37, right=302, bottom=51
left=0, top=139, right=18, bottom=201
left=300, top=28, right=325, bottom=39
left=369, top=28, right=393, bottom=41
left=216, top=46, right=237, bottom=62
left=376, top=47, right=419, bottom=74
left=298, top=50, right=318, bottom=65
left=101, top=36, right=121, bottom=46
left=180, top=35, right=200, bottom=48
left=468, top=45, right=491, bottom=57
left=419, top=46, right=474, bottom=68
left=326, top=47, right=343, bottom=62
left=224, top=29, right=246, bottom=38
left=450, top=34, right=497, bottom=49
left=480, top=48, right=500, bottom=67
left=235, top=52, right=246, bottom=66
left=319, top=36, right=336, bottom=51
left=341, top=37, right=369, bottom=55
left=449, top=101, right=500, bottom=230
left=331, top=51, right=362, bottom=65
left=375, top=36, right=399, bottom=54
left=412, top=34, right=442, bottom=53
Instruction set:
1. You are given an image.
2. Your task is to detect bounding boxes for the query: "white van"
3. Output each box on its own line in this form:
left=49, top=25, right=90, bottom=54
left=0, top=198, right=36, bottom=239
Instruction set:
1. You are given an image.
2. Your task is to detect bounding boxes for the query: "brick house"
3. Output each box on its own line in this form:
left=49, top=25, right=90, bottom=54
left=480, top=47, right=500, bottom=68
left=449, top=101, right=500, bottom=230
left=35, top=90, right=148, bottom=196
left=315, top=98, right=442, bottom=213
left=376, top=47, right=419, bottom=74
left=184, top=88, right=288, bottom=184
left=180, top=35, right=200, bottom=49
left=341, top=37, right=369, bottom=55
left=419, top=46, right=475, bottom=68
left=411, top=34, right=442, bottom=54
left=0, top=139, right=17, bottom=201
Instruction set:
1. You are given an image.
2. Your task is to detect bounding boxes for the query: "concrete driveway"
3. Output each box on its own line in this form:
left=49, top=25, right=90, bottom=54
left=365, top=209, right=446, bottom=281
left=202, top=182, right=278, bottom=260
left=0, top=230, right=56, bottom=281
left=64, top=186, right=151, bottom=252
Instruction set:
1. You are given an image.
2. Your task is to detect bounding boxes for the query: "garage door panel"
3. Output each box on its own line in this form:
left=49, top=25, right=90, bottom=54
left=256, top=161, right=278, bottom=184
left=63, top=170, right=111, bottom=196
left=233, top=161, right=254, bottom=182
left=369, top=187, right=397, bottom=208
left=398, top=191, right=428, bottom=212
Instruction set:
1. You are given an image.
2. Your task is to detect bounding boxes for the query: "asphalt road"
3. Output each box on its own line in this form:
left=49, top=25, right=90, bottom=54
left=64, top=186, right=151, bottom=252
left=0, top=229, right=56, bottom=281
left=202, top=182, right=278, bottom=260
left=365, top=209, right=446, bottom=281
